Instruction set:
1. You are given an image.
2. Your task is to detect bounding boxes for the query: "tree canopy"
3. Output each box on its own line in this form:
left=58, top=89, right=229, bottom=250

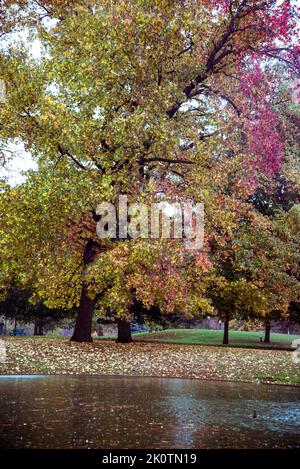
left=0, top=0, right=299, bottom=342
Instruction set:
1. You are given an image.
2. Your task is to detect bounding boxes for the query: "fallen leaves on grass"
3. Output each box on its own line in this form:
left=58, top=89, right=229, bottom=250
left=0, top=338, right=299, bottom=386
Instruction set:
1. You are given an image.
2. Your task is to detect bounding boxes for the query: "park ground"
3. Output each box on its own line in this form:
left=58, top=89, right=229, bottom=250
left=122, top=328, right=300, bottom=349
left=0, top=329, right=299, bottom=385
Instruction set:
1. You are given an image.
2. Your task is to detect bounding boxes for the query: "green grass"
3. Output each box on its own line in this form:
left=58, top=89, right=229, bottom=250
left=19, top=328, right=300, bottom=351
left=134, top=328, right=300, bottom=349
left=255, top=371, right=300, bottom=385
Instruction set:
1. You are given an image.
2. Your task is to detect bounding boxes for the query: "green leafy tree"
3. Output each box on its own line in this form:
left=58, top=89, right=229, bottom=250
left=0, top=284, right=71, bottom=335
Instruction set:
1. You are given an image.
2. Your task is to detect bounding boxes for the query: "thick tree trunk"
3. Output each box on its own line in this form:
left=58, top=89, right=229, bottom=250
left=116, top=319, right=133, bottom=343
left=34, top=318, right=44, bottom=336
left=264, top=320, right=271, bottom=343
left=223, top=318, right=229, bottom=345
left=71, top=239, right=99, bottom=343
left=71, top=284, right=94, bottom=342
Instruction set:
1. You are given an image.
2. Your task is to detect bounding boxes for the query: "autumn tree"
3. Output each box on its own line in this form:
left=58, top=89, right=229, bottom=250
left=0, top=167, right=214, bottom=341
left=209, top=206, right=300, bottom=345
left=0, top=167, right=112, bottom=342
left=247, top=79, right=300, bottom=342
left=0, top=0, right=299, bottom=341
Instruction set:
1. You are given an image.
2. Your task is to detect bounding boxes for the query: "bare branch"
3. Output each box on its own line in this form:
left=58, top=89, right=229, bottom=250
left=57, top=145, right=87, bottom=171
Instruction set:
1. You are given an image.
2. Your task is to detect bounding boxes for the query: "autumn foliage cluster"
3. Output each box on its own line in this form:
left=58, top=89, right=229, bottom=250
left=0, top=0, right=299, bottom=343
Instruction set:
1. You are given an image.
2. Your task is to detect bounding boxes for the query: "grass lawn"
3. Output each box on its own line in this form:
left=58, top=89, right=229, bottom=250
left=134, top=328, right=300, bottom=350
left=0, top=336, right=299, bottom=386
left=12, top=328, right=300, bottom=350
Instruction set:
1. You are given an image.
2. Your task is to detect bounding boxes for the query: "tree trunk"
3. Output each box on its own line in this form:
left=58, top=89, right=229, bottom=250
left=34, top=318, right=44, bottom=336
left=264, top=320, right=271, bottom=343
left=71, top=285, right=94, bottom=342
left=71, top=239, right=99, bottom=343
left=116, top=319, right=133, bottom=343
left=223, top=318, right=229, bottom=345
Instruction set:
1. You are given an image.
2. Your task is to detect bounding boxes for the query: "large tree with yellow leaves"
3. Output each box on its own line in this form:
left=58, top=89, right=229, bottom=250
left=0, top=0, right=299, bottom=341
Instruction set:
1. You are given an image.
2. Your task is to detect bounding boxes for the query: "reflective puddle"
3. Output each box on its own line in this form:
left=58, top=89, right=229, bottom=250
left=0, top=375, right=299, bottom=448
